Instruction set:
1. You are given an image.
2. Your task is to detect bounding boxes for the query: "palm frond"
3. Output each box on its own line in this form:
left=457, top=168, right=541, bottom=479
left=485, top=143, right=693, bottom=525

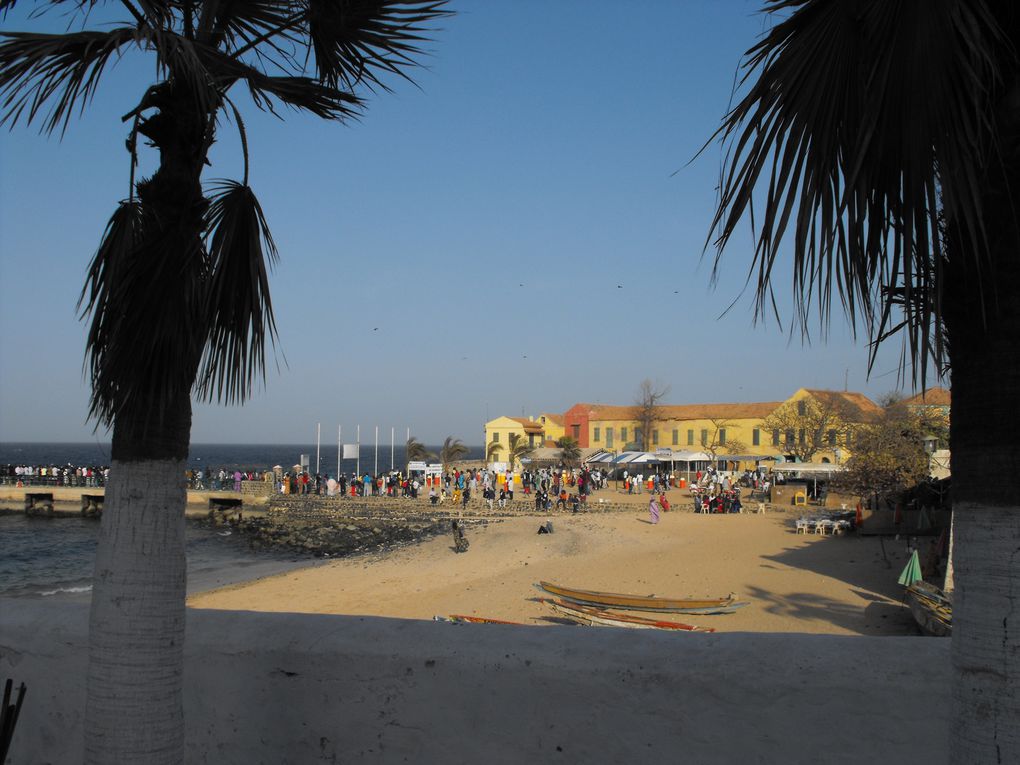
left=200, top=0, right=296, bottom=52
left=195, top=180, right=278, bottom=405
left=80, top=199, right=206, bottom=426
left=0, top=27, right=138, bottom=133
left=303, top=0, right=449, bottom=91
left=439, top=436, right=467, bottom=467
left=195, top=45, right=362, bottom=119
left=709, top=0, right=1008, bottom=387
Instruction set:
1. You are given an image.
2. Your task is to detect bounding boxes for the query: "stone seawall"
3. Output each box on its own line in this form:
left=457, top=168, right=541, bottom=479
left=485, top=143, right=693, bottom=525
left=267, top=493, right=642, bottom=521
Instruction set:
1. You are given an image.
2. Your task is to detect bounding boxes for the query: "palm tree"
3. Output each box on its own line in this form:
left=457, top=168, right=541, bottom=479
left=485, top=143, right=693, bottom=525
left=556, top=436, right=581, bottom=467
left=0, top=3, right=446, bottom=761
left=709, top=2, right=1018, bottom=758
left=505, top=432, right=534, bottom=470
left=439, top=436, right=468, bottom=474
left=486, top=440, right=503, bottom=463
left=405, top=436, right=432, bottom=466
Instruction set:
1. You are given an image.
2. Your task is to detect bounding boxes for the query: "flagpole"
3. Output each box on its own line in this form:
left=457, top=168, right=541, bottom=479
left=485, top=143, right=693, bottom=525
left=337, top=425, right=342, bottom=479
left=356, top=425, right=360, bottom=477
left=316, top=422, right=321, bottom=476
left=391, top=426, right=395, bottom=472
left=374, top=426, right=379, bottom=476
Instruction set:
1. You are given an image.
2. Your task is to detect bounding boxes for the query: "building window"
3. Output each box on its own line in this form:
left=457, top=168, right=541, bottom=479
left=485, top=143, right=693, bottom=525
left=753, top=428, right=760, bottom=446
left=798, top=428, right=806, bottom=445
left=491, top=432, right=499, bottom=443
left=572, top=424, right=580, bottom=440
left=785, top=430, right=795, bottom=446
left=827, top=429, right=837, bottom=447
left=687, top=429, right=694, bottom=446
left=772, top=429, right=780, bottom=446
left=797, top=400, right=807, bottom=416
left=719, top=429, right=727, bottom=446
left=594, top=427, right=601, bottom=442
left=635, top=428, right=643, bottom=449
left=652, top=430, right=659, bottom=446
left=700, top=429, right=708, bottom=446
left=606, top=428, right=614, bottom=448
left=620, top=427, right=628, bottom=444
left=672, top=429, right=679, bottom=446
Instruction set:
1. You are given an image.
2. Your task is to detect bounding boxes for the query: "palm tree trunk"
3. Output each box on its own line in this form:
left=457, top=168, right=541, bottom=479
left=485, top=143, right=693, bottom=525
left=944, top=175, right=1020, bottom=760
left=85, top=459, right=187, bottom=763
left=84, top=394, right=193, bottom=763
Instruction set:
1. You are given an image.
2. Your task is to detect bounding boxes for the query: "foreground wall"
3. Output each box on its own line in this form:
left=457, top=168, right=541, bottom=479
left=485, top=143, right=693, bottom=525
left=1, top=601, right=949, bottom=764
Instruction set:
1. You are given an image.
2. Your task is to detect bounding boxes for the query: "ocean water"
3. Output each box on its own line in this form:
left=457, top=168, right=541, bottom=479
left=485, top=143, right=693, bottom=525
left=0, top=441, right=483, bottom=599
left=0, top=513, right=310, bottom=599
left=0, top=441, right=484, bottom=474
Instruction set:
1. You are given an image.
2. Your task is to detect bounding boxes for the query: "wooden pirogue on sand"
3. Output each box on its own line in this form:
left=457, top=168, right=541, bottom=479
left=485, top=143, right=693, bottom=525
left=536, top=581, right=749, bottom=615
left=540, top=598, right=715, bottom=632
left=904, top=581, right=952, bottom=637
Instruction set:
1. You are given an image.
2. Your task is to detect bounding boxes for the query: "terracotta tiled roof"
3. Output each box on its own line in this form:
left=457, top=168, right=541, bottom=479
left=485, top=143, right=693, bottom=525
left=802, top=389, right=882, bottom=422
left=511, top=417, right=545, bottom=433
left=901, top=387, right=951, bottom=407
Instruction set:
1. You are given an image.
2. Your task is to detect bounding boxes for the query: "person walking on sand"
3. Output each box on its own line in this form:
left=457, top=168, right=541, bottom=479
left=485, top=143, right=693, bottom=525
left=649, top=496, right=661, bottom=524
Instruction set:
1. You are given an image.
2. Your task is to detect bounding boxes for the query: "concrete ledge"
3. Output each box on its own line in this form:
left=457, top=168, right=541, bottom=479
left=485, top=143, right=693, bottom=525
left=1, top=600, right=949, bottom=764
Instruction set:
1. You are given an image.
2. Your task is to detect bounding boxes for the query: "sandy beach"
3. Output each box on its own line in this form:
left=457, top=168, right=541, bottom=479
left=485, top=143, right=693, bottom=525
left=190, top=494, right=919, bottom=636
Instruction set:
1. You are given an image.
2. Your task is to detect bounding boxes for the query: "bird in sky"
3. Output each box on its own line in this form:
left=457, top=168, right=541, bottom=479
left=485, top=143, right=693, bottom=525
left=373, top=327, right=379, bottom=331
left=616, top=285, right=623, bottom=289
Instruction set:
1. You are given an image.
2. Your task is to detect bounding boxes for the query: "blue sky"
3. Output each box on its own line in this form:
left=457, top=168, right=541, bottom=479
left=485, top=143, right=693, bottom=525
left=0, top=1, right=933, bottom=446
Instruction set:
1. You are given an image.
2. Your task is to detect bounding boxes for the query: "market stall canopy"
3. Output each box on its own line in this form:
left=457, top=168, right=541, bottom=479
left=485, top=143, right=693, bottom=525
left=584, top=451, right=616, bottom=464
left=609, top=451, right=662, bottom=465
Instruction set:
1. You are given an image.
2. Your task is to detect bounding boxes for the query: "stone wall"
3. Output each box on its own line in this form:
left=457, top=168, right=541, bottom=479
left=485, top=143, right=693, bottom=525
left=240, top=480, right=273, bottom=497
left=267, top=493, right=644, bottom=522
left=1, top=599, right=951, bottom=764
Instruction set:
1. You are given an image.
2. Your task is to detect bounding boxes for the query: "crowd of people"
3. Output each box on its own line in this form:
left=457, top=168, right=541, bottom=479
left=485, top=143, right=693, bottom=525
left=3, top=464, right=109, bottom=487
left=274, top=465, right=611, bottom=510
left=5, top=459, right=795, bottom=517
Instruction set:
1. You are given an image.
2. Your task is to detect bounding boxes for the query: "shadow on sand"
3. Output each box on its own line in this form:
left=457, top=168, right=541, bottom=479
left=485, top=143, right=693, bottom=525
left=754, top=525, right=921, bottom=635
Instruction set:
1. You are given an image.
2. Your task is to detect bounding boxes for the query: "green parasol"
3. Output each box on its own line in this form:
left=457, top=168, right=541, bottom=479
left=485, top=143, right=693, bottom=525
left=898, top=550, right=923, bottom=587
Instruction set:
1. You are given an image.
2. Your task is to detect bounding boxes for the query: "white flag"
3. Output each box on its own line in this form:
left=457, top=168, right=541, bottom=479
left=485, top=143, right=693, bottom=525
left=342, top=443, right=359, bottom=459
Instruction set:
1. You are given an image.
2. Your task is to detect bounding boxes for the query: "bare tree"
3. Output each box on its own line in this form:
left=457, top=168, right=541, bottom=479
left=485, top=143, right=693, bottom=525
left=700, top=418, right=748, bottom=460
left=633, top=379, right=671, bottom=451
left=761, top=396, right=854, bottom=463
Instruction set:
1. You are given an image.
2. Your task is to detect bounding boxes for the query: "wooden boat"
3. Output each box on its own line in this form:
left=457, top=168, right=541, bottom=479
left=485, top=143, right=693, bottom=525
left=905, top=581, right=952, bottom=637
left=541, top=598, right=715, bottom=632
left=535, top=581, right=749, bottom=614
left=433, top=615, right=524, bottom=626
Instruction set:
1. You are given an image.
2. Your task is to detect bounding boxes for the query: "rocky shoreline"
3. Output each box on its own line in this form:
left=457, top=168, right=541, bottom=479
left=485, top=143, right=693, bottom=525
left=206, top=512, right=489, bottom=559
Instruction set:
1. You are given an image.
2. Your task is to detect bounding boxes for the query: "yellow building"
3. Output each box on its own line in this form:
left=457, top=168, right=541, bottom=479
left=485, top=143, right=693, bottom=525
left=484, top=416, right=546, bottom=465
left=537, top=412, right=565, bottom=444
left=555, top=389, right=883, bottom=465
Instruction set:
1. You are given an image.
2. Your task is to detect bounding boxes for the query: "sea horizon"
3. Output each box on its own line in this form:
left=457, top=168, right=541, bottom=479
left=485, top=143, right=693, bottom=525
left=0, top=441, right=485, bottom=473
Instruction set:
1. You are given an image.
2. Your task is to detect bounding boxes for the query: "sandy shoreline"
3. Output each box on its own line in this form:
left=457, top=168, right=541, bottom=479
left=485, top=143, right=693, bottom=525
left=190, top=500, right=919, bottom=635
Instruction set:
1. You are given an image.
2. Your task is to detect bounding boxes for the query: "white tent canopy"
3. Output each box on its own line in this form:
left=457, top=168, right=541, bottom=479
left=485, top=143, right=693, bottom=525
left=770, top=463, right=845, bottom=475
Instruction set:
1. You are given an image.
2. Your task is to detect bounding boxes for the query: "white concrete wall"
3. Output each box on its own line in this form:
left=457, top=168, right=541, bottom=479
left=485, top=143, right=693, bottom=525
left=1, top=600, right=950, bottom=764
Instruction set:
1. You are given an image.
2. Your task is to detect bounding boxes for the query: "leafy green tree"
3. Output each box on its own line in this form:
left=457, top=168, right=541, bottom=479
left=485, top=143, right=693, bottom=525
left=709, top=1, right=1018, bottom=756
left=836, top=404, right=932, bottom=503
left=439, top=435, right=468, bottom=474
left=0, top=2, right=445, bottom=761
